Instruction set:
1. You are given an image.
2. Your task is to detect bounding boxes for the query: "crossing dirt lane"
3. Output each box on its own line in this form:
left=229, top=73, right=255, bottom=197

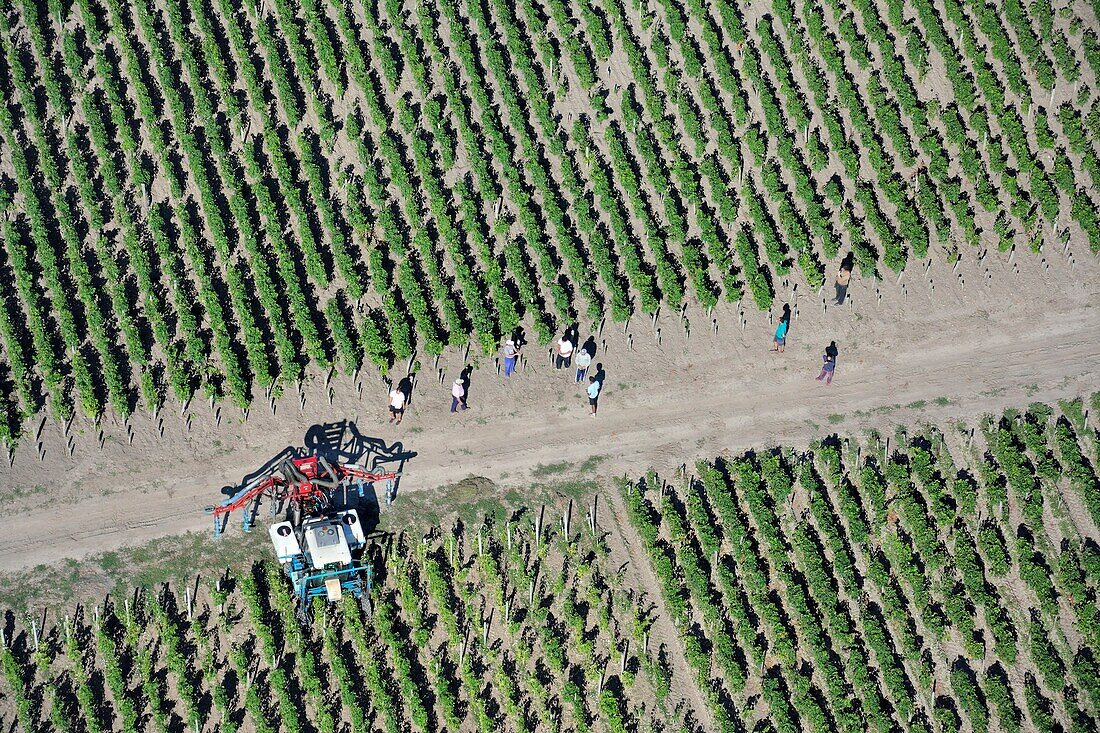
left=1, top=248, right=1097, bottom=572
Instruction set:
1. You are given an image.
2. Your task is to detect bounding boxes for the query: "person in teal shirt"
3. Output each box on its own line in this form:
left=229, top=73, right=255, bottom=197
left=586, top=376, right=601, bottom=416
left=772, top=318, right=789, bottom=352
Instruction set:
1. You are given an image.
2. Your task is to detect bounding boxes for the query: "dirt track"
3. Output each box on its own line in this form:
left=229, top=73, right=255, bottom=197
left=1, top=248, right=1097, bottom=573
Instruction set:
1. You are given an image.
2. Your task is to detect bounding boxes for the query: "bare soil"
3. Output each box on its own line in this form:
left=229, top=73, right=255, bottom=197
left=0, top=247, right=1097, bottom=574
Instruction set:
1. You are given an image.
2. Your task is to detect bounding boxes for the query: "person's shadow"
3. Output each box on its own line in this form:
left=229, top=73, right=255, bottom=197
left=565, top=323, right=579, bottom=347
left=511, top=326, right=527, bottom=351
left=594, top=362, right=607, bottom=387
left=459, top=365, right=473, bottom=403
left=581, top=336, right=597, bottom=359
left=398, top=375, right=414, bottom=407
left=825, top=341, right=839, bottom=362
left=839, top=251, right=855, bottom=273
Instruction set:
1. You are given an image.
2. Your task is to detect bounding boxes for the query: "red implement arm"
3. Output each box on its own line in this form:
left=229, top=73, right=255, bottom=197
left=206, top=455, right=398, bottom=534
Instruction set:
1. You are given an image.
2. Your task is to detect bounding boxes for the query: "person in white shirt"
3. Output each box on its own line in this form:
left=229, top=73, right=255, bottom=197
left=450, top=377, right=467, bottom=412
left=388, top=387, right=406, bottom=424
left=503, top=338, right=520, bottom=377
left=554, top=334, right=574, bottom=370
left=575, top=347, right=592, bottom=383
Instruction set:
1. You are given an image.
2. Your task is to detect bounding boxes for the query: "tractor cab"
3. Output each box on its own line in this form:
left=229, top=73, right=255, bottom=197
left=269, top=509, right=373, bottom=611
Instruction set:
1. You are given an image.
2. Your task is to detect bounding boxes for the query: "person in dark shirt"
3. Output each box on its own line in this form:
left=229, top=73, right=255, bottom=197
left=816, top=341, right=839, bottom=385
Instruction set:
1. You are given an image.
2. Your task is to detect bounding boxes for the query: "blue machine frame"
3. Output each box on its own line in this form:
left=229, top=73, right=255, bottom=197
left=282, top=554, right=374, bottom=605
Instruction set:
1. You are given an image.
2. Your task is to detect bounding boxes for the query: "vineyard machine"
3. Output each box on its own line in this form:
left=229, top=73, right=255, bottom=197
left=206, top=455, right=398, bottom=614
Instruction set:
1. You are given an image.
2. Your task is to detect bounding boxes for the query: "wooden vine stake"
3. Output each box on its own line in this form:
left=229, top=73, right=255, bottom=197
left=535, top=505, right=544, bottom=548
left=563, top=499, right=572, bottom=541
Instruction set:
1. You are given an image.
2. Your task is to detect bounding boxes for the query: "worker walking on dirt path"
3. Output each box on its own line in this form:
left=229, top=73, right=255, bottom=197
left=834, top=253, right=854, bottom=305
left=816, top=341, right=839, bottom=385
left=772, top=316, right=789, bottom=352
left=575, top=342, right=593, bottom=382
left=503, top=337, right=520, bottom=377
left=587, top=375, right=602, bottom=416
left=451, top=376, right=468, bottom=412
left=554, top=332, right=575, bottom=370
left=388, top=386, right=407, bottom=424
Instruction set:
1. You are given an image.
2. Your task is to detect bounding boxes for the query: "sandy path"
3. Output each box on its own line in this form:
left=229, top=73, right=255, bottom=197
left=0, top=251, right=1097, bottom=572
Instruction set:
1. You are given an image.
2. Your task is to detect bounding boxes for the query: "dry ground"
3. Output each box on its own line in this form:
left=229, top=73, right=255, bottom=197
left=0, top=243, right=1097, bottom=574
